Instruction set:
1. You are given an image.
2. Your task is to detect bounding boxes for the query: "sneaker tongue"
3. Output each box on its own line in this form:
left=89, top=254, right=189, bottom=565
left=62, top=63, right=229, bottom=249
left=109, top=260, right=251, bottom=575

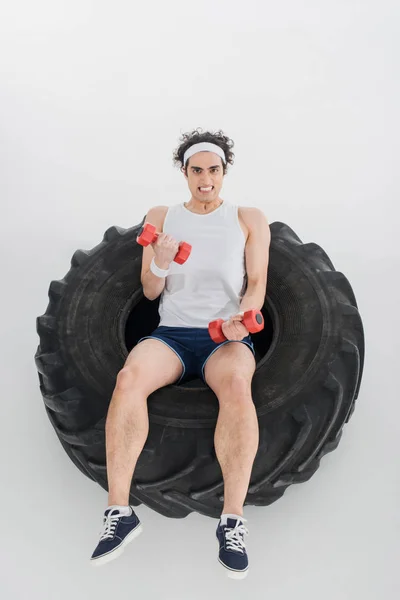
left=225, top=517, right=243, bottom=528
left=104, top=506, right=124, bottom=516
left=105, top=506, right=131, bottom=517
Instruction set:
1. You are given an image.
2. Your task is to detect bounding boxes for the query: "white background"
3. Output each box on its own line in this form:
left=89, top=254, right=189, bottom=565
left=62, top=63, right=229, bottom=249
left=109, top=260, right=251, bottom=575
left=1, top=1, right=399, bottom=598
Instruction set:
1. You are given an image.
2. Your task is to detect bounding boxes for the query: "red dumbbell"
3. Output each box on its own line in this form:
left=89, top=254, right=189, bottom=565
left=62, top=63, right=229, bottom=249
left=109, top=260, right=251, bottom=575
left=208, top=309, right=264, bottom=343
left=136, top=222, right=192, bottom=265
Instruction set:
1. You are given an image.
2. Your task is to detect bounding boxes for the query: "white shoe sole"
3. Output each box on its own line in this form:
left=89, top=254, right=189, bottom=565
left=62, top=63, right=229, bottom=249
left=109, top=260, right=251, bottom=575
left=216, top=538, right=249, bottom=579
left=90, top=522, right=143, bottom=567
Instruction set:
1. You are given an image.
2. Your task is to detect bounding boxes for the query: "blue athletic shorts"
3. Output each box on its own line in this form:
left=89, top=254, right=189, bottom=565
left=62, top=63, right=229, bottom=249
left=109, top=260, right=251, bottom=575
left=137, top=326, right=255, bottom=385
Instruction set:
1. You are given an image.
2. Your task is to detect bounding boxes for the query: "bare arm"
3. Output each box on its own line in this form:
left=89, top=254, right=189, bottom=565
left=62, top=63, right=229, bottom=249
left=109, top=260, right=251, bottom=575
left=140, top=206, right=168, bottom=301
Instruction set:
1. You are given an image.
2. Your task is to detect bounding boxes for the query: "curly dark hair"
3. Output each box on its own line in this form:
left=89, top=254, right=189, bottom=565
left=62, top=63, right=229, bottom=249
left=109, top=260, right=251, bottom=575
left=173, top=127, right=235, bottom=176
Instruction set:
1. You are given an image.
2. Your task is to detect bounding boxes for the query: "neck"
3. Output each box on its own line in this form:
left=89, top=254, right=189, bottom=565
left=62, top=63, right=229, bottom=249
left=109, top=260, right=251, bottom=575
left=185, top=197, right=223, bottom=214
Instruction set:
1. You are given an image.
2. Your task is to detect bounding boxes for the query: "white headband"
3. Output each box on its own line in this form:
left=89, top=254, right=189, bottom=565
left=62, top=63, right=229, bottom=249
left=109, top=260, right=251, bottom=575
left=183, top=142, right=226, bottom=166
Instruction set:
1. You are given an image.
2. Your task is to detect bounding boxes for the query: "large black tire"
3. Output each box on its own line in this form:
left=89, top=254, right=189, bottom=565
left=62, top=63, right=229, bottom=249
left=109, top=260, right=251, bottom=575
left=35, top=219, right=364, bottom=519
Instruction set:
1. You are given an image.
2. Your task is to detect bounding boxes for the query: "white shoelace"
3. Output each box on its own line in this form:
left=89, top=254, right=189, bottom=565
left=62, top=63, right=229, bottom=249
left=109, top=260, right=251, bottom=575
left=99, top=509, right=125, bottom=541
left=224, top=522, right=249, bottom=553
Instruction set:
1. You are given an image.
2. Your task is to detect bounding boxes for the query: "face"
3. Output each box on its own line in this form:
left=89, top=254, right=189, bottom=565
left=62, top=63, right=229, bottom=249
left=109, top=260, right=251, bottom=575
left=182, top=151, right=225, bottom=203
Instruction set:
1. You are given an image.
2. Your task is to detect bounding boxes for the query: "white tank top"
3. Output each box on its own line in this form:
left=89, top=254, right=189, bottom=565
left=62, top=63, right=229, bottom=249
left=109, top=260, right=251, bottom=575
left=158, top=200, right=248, bottom=328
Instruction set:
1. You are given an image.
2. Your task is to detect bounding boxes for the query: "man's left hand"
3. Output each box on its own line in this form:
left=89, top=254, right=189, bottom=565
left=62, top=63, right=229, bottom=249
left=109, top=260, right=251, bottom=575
left=220, top=314, right=249, bottom=341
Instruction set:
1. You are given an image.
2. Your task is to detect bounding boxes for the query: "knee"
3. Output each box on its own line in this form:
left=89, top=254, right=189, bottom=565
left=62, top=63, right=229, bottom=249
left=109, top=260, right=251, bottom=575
left=221, top=374, right=252, bottom=397
left=115, top=367, right=138, bottom=392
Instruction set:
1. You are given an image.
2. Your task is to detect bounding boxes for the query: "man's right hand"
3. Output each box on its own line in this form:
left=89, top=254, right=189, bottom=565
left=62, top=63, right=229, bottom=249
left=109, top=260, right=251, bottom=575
left=152, top=233, right=180, bottom=269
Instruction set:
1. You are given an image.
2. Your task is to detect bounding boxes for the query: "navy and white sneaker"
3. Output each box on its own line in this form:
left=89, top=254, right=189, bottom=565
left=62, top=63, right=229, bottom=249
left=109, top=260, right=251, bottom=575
left=90, top=506, right=143, bottom=566
left=216, top=515, right=250, bottom=579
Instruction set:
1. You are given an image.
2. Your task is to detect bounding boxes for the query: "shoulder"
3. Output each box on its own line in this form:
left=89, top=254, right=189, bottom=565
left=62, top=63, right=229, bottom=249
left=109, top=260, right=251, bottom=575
left=238, top=206, right=269, bottom=231
left=145, top=205, right=169, bottom=232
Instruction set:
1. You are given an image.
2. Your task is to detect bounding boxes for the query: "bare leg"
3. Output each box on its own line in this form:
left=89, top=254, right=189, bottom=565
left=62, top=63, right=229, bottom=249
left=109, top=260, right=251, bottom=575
left=214, top=386, right=259, bottom=517
left=105, top=369, right=149, bottom=506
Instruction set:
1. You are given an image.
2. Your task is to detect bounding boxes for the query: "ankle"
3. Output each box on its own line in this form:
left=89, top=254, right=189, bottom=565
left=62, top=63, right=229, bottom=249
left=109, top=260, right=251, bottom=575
left=222, top=509, right=243, bottom=518
left=108, top=497, right=129, bottom=507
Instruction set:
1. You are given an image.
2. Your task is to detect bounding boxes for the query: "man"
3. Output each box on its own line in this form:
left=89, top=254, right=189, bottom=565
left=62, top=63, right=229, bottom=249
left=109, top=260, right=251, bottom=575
left=90, top=131, right=271, bottom=579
